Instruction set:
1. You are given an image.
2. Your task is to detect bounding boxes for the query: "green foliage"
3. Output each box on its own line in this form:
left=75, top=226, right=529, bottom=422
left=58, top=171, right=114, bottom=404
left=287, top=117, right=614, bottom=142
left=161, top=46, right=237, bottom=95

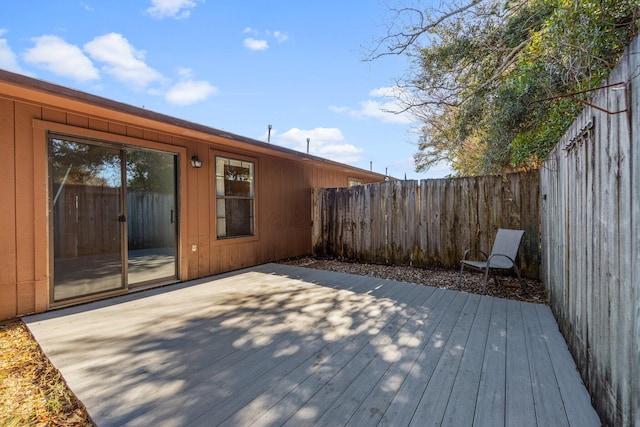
left=382, top=0, right=639, bottom=175
left=50, top=139, right=121, bottom=187
left=50, top=138, right=175, bottom=193
left=126, top=150, right=175, bottom=193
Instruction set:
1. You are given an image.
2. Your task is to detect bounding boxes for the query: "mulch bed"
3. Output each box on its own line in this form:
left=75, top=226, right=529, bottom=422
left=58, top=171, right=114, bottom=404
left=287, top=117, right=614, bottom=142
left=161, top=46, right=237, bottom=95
left=280, top=256, right=548, bottom=305
left=0, top=319, right=95, bottom=426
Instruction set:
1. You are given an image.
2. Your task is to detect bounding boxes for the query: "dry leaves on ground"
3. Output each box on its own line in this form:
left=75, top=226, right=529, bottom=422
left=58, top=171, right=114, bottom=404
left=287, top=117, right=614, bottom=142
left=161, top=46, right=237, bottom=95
left=0, top=319, right=94, bottom=427
left=280, top=257, right=548, bottom=305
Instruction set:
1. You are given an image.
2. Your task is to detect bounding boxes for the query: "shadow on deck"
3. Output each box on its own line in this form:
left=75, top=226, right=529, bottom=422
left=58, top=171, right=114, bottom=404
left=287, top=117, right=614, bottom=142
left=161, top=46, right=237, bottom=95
left=24, top=263, right=599, bottom=426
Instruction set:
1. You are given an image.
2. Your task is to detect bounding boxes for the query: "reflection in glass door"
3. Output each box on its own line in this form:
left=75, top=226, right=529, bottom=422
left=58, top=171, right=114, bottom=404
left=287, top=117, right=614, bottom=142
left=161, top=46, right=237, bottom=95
left=126, top=149, right=177, bottom=286
left=50, top=137, right=178, bottom=302
left=50, top=138, right=125, bottom=300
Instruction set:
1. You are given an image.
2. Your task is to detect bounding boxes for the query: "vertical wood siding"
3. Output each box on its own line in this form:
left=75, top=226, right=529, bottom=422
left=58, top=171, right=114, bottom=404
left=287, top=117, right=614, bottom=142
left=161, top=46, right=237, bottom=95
left=313, top=171, right=541, bottom=279
left=0, top=98, right=17, bottom=318
left=0, top=85, right=381, bottom=319
left=540, top=36, right=639, bottom=427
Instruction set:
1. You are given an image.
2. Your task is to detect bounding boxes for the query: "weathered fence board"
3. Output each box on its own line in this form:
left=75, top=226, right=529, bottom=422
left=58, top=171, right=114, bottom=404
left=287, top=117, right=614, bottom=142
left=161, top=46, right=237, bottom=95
left=127, top=190, right=175, bottom=248
left=540, top=36, right=639, bottom=427
left=54, top=185, right=121, bottom=256
left=313, top=171, right=540, bottom=279
left=54, top=185, right=175, bottom=258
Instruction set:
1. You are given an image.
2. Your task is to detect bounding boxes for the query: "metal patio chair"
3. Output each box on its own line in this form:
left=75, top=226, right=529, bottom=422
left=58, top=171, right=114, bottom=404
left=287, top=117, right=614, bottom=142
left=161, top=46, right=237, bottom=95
left=458, top=229, right=525, bottom=294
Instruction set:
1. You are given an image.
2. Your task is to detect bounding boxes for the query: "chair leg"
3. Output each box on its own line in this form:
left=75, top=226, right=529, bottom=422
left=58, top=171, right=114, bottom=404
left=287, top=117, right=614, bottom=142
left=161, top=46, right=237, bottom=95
left=513, top=265, right=526, bottom=292
left=482, top=267, right=490, bottom=294
left=458, top=263, right=465, bottom=288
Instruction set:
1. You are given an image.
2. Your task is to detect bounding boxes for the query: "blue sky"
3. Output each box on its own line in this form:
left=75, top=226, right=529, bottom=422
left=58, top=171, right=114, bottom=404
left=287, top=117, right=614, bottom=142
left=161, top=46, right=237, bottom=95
left=1, top=0, right=451, bottom=179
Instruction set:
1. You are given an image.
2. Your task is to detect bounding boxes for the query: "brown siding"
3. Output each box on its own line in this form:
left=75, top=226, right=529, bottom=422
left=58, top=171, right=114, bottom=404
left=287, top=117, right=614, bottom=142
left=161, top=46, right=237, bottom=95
left=0, top=97, right=17, bottom=318
left=15, top=103, right=41, bottom=316
left=202, top=148, right=365, bottom=277
left=0, top=79, right=383, bottom=319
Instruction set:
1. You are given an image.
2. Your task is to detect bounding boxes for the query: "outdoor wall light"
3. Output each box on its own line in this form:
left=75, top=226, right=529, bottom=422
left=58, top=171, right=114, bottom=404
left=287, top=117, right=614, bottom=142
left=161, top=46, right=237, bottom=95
left=190, top=155, right=203, bottom=168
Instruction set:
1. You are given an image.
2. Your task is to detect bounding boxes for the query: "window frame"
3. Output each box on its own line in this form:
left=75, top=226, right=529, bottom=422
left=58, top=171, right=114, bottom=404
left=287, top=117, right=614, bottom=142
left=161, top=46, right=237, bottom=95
left=213, top=153, right=257, bottom=240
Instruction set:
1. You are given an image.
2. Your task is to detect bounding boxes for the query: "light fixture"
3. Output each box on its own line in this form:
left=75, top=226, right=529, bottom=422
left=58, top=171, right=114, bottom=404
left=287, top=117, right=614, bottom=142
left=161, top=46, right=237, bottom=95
left=190, top=155, right=203, bottom=168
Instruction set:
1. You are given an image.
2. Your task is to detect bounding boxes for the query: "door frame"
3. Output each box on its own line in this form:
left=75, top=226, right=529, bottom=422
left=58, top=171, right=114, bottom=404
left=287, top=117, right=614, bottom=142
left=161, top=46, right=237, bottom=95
left=36, top=120, right=188, bottom=308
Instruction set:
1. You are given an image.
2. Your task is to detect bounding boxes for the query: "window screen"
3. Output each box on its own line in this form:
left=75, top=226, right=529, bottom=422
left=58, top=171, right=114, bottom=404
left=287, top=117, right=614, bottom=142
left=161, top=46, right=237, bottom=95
left=215, top=156, right=254, bottom=238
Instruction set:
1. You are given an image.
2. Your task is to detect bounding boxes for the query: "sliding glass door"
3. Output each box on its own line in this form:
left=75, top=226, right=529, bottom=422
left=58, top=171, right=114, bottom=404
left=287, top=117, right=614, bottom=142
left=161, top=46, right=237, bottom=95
left=126, top=148, right=177, bottom=287
left=50, top=136, right=178, bottom=302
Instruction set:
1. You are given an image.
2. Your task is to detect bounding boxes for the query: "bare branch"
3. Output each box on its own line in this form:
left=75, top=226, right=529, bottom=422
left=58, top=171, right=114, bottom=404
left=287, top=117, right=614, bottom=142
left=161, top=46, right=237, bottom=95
left=365, top=0, right=486, bottom=61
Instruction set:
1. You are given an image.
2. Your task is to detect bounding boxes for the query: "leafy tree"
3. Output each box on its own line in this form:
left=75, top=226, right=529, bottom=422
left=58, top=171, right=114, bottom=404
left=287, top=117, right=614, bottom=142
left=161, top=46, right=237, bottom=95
left=126, top=150, right=175, bottom=193
left=50, top=138, right=120, bottom=187
left=50, top=138, right=175, bottom=193
left=369, top=0, right=639, bottom=175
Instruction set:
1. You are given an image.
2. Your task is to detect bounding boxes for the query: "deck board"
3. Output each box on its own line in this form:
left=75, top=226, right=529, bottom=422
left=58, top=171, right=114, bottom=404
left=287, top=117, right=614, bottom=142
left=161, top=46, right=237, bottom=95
left=505, top=299, right=537, bottom=427
left=245, top=282, right=427, bottom=427
left=474, top=297, right=508, bottom=425
left=298, top=286, right=437, bottom=427
left=379, top=290, right=469, bottom=426
left=440, top=294, right=493, bottom=425
left=534, top=304, right=600, bottom=427
left=343, top=287, right=445, bottom=426
left=523, top=303, right=572, bottom=427
left=23, top=263, right=600, bottom=427
left=408, top=293, right=481, bottom=426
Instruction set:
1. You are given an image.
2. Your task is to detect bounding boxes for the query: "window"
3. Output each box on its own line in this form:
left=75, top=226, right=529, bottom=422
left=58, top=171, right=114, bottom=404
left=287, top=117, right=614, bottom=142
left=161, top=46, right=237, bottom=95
left=348, top=179, right=363, bottom=187
left=215, top=156, right=254, bottom=238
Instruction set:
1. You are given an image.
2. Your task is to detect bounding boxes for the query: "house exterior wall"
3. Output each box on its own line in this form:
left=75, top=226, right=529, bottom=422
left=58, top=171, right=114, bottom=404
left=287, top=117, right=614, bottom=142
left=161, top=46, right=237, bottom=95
left=0, top=72, right=384, bottom=319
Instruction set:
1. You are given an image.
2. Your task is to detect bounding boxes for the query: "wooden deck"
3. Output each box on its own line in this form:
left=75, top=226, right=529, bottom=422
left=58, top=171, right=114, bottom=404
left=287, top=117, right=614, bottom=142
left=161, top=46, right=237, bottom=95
left=24, top=264, right=599, bottom=427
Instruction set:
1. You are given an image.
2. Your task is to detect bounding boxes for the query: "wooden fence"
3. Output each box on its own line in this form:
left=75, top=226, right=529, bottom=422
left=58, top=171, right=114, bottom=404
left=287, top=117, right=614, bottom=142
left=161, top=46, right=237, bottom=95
left=54, top=185, right=175, bottom=257
left=312, top=170, right=540, bottom=279
left=127, top=190, right=176, bottom=249
left=540, top=36, right=639, bottom=427
left=53, top=185, right=121, bottom=257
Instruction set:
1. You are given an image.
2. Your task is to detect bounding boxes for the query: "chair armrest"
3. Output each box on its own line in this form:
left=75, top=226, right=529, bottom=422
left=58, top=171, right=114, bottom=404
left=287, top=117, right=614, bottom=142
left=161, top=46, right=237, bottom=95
left=461, top=249, right=488, bottom=261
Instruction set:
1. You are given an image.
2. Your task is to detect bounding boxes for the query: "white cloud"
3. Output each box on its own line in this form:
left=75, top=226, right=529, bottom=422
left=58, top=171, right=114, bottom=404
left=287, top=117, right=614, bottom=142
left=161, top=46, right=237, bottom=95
left=84, top=33, right=163, bottom=89
left=243, top=38, right=269, bottom=51
left=328, top=105, right=349, bottom=113
left=176, top=66, right=193, bottom=78
left=0, top=31, right=28, bottom=74
left=277, top=127, right=363, bottom=163
left=243, top=29, right=288, bottom=50
left=369, top=87, right=399, bottom=97
left=22, top=35, right=99, bottom=82
left=269, top=30, right=288, bottom=43
left=166, top=79, right=217, bottom=105
left=147, top=0, right=202, bottom=19
left=355, top=99, right=412, bottom=124
left=331, top=86, right=414, bottom=125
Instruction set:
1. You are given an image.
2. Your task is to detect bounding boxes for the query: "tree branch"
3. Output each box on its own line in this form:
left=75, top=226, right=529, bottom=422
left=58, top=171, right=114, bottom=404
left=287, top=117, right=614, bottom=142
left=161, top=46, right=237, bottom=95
left=365, top=0, right=486, bottom=61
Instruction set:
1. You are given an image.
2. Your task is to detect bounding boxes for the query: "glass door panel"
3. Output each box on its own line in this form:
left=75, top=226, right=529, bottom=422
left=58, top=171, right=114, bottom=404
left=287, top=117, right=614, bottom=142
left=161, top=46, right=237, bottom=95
left=51, top=138, right=125, bottom=301
left=126, top=149, right=177, bottom=286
